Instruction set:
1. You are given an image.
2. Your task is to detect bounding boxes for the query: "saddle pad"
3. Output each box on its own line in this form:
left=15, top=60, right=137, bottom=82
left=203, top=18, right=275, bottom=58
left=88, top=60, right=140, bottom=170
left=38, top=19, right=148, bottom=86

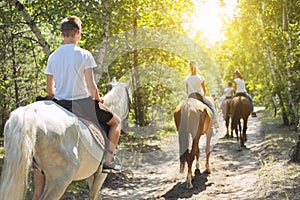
left=80, top=118, right=107, bottom=151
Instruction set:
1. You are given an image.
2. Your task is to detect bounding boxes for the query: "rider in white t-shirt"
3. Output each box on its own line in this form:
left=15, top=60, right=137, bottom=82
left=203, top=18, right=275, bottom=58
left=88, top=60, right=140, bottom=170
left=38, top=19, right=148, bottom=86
left=33, top=16, right=121, bottom=200
left=232, top=69, right=256, bottom=117
left=220, top=81, right=234, bottom=108
left=45, top=44, right=96, bottom=100
left=185, top=61, right=219, bottom=128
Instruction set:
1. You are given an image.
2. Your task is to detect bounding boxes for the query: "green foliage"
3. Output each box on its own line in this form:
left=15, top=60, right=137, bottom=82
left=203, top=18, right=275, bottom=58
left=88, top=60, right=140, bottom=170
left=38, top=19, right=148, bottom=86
left=214, top=0, right=299, bottom=125
left=3, top=0, right=297, bottom=132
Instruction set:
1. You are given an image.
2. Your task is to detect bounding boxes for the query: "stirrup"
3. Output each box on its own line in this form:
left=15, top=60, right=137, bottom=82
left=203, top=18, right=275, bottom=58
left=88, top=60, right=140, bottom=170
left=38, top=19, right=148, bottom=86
left=102, top=155, right=122, bottom=173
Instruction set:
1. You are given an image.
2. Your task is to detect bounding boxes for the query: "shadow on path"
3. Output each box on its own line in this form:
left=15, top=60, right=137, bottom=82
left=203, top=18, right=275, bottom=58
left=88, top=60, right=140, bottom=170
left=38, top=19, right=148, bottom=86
left=162, top=170, right=211, bottom=200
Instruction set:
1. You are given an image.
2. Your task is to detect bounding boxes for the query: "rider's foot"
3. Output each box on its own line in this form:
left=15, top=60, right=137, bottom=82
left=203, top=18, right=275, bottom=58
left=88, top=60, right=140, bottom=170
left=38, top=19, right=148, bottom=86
left=102, top=156, right=122, bottom=173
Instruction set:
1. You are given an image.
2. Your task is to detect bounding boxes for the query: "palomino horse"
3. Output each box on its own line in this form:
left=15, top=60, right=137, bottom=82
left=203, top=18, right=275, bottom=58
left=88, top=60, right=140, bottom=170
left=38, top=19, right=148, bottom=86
left=174, top=98, right=213, bottom=189
left=231, top=95, right=251, bottom=149
left=221, top=98, right=232, bottom=137
left=0, top=81, right=132, bottom=200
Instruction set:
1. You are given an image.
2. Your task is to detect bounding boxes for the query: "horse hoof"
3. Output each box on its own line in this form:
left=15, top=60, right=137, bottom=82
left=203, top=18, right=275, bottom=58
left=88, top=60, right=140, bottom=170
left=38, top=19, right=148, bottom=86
left=194, top=169, right=201, bottom=175
left=186, top=183, right=193, bottom=189
left=204, top=165, right=211, bottom=174
left=237, top=145, right=242, bottom=151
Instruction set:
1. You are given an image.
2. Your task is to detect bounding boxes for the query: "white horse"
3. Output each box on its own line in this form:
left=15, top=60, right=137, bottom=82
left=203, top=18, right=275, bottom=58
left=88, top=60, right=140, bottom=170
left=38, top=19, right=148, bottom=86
left=0, top=80, right=132, bottom=200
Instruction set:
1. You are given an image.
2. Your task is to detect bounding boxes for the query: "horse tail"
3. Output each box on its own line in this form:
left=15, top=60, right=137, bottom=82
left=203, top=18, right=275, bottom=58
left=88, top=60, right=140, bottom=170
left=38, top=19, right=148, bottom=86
left=178, top=102, right=190, bottom=165
left=232, top=96, right=243, bottom=128
left=179, top=102, right=198, bottom=164
left=0, top=107, right=37, bottom=200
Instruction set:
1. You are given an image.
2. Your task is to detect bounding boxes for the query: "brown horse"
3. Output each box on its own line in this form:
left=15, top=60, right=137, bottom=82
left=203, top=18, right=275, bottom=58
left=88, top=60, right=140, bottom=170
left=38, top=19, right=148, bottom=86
left=221, top=98, right=232, bottom=137
left=231, top=95, right=251, bottom=149
left=174, top=98, right=213, bottom=189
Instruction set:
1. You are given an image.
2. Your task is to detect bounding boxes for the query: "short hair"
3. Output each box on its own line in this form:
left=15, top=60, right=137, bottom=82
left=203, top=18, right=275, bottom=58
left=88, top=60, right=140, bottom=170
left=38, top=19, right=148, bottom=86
left=61, top=16, right=82, bottom=37
left=228, top=81, right=232, bottom=87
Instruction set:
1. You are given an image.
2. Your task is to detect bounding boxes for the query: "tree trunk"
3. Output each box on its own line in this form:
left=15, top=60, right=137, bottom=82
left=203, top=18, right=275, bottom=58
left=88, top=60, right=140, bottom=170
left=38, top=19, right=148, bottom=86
left=11, top=34, right=20, bottom=109
left=281, top=0, right=298, bottom=124
left=277, top=92, right=289, bottom=126
left=8, top=0, right=51, bottom=57
left=95, top=0, right=111, bottom=90
left=132, top=17, right=145, bottom=126
left=259, top=2, right=289, bottom=126
left=289, top=133, right=300, bottom=163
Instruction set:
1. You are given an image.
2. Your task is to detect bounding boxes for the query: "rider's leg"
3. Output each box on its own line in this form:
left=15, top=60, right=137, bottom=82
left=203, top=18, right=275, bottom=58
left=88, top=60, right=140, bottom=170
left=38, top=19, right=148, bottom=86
left=246, top=93, right=256, bottom=117
left=93, top=101, right=122, bottom=172
left=105, top=115, right=121, bottom=164
left=203, top=97, right=219, bottom=128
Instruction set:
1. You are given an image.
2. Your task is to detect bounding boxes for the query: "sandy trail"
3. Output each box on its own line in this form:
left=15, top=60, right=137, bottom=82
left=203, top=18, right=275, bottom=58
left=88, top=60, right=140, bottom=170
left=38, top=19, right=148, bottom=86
left=101, top=110, right=264, bottom=200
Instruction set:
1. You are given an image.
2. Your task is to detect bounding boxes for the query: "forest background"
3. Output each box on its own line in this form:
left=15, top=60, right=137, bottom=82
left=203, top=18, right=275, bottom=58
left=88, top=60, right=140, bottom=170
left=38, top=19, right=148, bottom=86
left=0, top=0, right=299, bottom=137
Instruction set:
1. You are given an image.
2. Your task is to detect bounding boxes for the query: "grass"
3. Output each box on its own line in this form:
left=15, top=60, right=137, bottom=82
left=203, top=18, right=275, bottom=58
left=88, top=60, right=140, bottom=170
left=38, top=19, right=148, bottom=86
left=256, top=110, right=300, bottom=199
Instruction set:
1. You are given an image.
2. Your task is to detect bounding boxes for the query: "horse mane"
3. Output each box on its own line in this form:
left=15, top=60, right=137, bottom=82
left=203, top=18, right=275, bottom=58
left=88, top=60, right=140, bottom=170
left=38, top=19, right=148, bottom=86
left=103, top=80, right=132, bottom=133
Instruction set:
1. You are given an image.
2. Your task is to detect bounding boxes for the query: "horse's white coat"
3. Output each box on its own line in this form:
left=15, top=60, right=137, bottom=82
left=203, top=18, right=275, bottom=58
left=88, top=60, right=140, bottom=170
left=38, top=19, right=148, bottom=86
left=104, top=81, right=132, bottom=133
left=0, top=81, right=132, bottom=200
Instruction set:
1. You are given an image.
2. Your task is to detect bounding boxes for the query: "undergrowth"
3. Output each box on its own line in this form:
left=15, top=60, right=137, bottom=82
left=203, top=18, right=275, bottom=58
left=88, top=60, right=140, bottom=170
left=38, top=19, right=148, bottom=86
left=256, top=111, right=300, bottom=199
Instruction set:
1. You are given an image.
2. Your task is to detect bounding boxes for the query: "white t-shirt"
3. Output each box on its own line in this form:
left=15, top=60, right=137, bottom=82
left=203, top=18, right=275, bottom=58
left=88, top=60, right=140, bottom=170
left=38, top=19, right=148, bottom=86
left=234, top=78, right=247, bottom=93
left=185, top=75, right=205, bottom=97
left=45, top=44, right=97, bottom=100
left=224, top=87, right=234, bottom=97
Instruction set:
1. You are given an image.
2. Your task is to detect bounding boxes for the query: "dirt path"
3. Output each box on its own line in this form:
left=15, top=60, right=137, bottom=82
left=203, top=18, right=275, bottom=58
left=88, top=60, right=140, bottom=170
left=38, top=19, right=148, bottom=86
left=100, top=109, right=265, bottom=200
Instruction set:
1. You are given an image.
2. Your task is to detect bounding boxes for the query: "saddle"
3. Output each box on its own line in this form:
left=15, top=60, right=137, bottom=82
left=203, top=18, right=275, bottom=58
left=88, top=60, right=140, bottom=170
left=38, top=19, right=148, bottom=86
left=235, top=92, right=247, bottom=98
left=36, top=96, right=107, bottom=150
left=188, top=93, right=214, bottom=115
left=188, top=92, right=203, bottom=102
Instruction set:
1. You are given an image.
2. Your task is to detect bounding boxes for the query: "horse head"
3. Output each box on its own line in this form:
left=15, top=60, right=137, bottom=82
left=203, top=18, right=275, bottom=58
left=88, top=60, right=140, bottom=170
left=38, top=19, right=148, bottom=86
left=104, top=77, right=132, bottom=133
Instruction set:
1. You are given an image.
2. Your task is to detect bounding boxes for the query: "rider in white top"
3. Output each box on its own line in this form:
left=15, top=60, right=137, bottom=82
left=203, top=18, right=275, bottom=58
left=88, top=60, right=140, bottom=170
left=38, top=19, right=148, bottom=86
left=185, top=74, right=205, bottom=97
left=224, top=82, right=234, bottom=97
left=232, top=69, right=256, bottom=117
left=33, top=16, right=122, bottom=200
left=185, top=61, right=219, bottom=128
left=234, top=77, right=247, bottom=93
left=220, top=81, right=234, bottom=108
left=45, top=44, right=96, bottom=100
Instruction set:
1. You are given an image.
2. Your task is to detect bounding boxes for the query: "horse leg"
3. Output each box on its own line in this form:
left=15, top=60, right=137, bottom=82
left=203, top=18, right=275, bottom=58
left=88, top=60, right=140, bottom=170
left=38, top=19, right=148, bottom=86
left=41, top=169, right=75, bottom=200
left=230, top=119, right=234, bottom=138
left=237, top=120, right=241, bottom=139
left=195, top=146, right=200, bottom=171
left=32, top=169, right=46, bottom=200
left=88, top=165, right=108, bottom=200
left=225, top=116, right=230, bottom=138
left=186, top=153, right=194, bottom=189
left=240, top=119, right=248, bottom=148
left=225, top=102, right=230, bottom=138
left=205, top=126, right=212, bottom=173
left=243, top=118, right=248, bottom=142
left=38, top=148, right=80, bottom=199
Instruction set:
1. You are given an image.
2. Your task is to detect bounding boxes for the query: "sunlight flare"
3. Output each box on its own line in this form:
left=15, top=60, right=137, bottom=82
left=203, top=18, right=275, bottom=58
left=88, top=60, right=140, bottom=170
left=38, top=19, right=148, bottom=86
left=186, top=0, right=238, bottom=45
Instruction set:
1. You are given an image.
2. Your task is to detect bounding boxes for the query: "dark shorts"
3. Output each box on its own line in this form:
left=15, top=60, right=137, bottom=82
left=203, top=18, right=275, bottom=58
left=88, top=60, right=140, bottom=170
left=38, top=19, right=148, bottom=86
left=54, top=97, right=113, bottom=126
